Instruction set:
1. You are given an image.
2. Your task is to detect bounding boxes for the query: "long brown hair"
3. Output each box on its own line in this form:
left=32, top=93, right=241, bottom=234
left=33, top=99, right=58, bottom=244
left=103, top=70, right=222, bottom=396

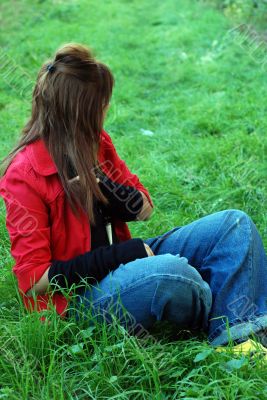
left=2, top=43, right=114, bottom=224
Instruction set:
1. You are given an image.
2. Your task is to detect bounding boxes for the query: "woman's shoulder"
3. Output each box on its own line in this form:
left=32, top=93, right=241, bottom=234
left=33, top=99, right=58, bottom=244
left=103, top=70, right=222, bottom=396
left=0, top=139, right=58, bottom=198
left=5, top=140, right=57, bottom=178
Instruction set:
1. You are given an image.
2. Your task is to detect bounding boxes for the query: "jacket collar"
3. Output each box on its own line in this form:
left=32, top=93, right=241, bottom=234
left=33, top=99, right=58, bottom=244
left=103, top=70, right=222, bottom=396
left=26, top=139, right=58, bottom=176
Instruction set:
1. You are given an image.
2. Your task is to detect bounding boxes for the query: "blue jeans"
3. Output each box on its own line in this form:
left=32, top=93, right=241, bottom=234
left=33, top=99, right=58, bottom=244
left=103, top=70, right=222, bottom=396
left=70, top=209, right=267, bottom=346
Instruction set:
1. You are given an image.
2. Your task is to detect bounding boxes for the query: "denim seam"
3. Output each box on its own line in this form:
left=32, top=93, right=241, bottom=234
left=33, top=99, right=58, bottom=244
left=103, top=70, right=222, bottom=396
left=144, top=227, right=181, bottom=253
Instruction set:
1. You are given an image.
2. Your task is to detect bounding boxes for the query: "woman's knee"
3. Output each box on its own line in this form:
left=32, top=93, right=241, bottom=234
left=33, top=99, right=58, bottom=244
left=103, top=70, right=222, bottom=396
left=150, top=254, right=212, bottom=326
left=216, top=209, right=252, bottom=239
left=150, top=253, right=206, bottom=286
left=223, top=209, right=251, bottom=225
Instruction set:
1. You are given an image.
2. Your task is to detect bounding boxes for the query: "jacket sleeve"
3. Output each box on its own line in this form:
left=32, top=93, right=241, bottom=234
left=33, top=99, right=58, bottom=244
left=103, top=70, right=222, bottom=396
left=99, top=130, right=154, bottom=208
left=0, top=165, right=51, bottom=295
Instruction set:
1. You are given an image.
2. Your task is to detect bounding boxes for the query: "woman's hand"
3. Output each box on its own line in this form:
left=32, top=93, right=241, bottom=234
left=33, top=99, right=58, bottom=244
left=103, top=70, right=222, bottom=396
left=144, top=243, right=154, bottom=256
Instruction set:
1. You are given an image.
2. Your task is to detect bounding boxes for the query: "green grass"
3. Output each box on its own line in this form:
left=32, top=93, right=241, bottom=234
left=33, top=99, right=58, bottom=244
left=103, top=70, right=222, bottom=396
left=0, top=0, right=267, bottom=398
left=206, top=0, right=267, bottom=28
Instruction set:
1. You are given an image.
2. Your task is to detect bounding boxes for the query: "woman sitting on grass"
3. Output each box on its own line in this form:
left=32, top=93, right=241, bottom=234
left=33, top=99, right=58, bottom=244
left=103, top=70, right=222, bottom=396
left=0, top=43, right=266, bottom=356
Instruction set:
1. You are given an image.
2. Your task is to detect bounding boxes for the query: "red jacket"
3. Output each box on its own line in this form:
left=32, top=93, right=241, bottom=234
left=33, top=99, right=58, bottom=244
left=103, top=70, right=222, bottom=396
left=0, top=131, right=152, bottom=316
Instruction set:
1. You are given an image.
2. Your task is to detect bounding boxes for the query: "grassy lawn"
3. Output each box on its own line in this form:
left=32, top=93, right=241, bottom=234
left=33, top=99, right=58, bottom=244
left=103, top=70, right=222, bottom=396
left=0, top=0, right=266, bottom=398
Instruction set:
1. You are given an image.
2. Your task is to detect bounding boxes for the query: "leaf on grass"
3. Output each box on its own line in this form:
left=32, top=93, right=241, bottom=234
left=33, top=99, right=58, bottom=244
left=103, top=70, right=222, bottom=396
left=222, top=356, right=248, bottom=372
left=169, top=368, right=187, bottom=378
left=104, top=342, right=124, bottom=352
left=140, top=128, right=154, bottom=136
left=180, top=388, right=199, bottom=397
left=91, top=352, right=99, bottom=362
left=80, top=326, right=95, bottom=339
left=0, top=387, right=15, bottom=399
left=68, top=342, right=84, bottom=355
left=194, top=348, right=213, bottom=362
left=108, top=375, right=118, bottom=384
